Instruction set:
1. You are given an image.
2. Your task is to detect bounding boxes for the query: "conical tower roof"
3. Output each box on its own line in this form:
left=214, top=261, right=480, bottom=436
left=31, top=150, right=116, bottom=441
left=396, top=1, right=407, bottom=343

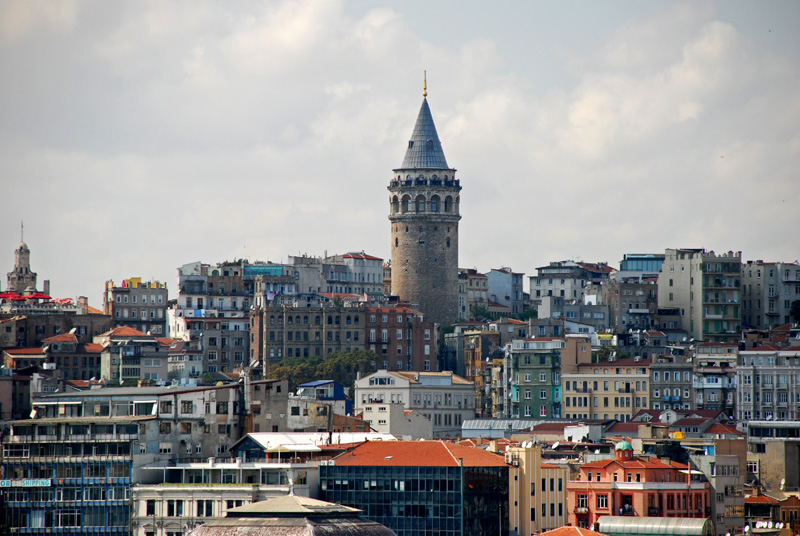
left=398, top=98, right=449, bottom=169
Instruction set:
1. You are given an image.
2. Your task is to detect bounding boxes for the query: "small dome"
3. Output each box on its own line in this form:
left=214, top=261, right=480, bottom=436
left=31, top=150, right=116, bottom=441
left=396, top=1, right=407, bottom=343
left=615, top=440, right=633, bottom=451
left=17, top=241, right=29, bottom=251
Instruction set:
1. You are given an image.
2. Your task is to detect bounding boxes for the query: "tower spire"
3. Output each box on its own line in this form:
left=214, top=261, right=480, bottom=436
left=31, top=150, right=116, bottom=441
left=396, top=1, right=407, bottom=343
left=21, top=220, right=23, bottom=242
left=423, top=70, right=427, bottom=98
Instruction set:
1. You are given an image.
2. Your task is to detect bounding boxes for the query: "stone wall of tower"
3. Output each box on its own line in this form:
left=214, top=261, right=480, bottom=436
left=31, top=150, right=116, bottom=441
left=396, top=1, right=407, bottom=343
left=7, top=242, right=37, bottom=293
left=388, top=172, right=461, bottom=327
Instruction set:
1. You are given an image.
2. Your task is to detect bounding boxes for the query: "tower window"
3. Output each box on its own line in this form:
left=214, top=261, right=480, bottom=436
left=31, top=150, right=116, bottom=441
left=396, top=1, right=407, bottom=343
left=395, top=238, right=398, bottom=247
left=418, top=239, right=425, bottom=247
left=447, top=238, right=451, bottom=248
left=419, top=227, right=423, bottom=233
left=405, top=226, right=408, bottom=232
left=408, top=141, right=414, bottom=148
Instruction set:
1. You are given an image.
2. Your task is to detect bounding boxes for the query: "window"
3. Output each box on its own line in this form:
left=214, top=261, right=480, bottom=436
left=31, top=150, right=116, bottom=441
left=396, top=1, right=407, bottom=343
left=597, top=494, right=608, bottom=508
left=180, top=400, right=193, bottom=414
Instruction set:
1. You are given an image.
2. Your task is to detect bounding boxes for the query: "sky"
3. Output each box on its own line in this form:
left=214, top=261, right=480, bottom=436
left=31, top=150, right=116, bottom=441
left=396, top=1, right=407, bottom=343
left=1, top=0, right=799, bottom=307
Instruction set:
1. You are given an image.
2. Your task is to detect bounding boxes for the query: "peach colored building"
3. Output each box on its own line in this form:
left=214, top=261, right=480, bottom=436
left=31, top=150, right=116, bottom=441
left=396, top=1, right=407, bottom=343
left=566, top=440, right=711, bottom=528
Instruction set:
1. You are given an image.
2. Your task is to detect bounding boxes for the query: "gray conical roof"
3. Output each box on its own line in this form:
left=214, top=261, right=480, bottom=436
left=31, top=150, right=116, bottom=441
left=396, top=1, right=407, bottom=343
left=399, top=98, right=449, bottom=169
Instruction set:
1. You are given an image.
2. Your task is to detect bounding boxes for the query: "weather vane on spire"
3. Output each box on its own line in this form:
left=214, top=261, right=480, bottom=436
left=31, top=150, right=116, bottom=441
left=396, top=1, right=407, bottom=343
left=423, top=70, right=427, bottom=98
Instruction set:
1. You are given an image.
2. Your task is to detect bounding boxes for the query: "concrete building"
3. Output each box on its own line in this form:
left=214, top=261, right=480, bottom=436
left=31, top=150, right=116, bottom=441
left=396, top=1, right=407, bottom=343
left=537, top=296, right=610, bottom=331
left=487, top=267, right=525, bottom=316
left=745, top=421, right=800, bottom=492
left=103, top=277, right=169, bottom=336
left=658, top=248, right=742, bottom=343
left=742, top=261, right=800, bottom=329
left=353, top=370, right=475, bottom=437
left=737, top=345, right=800, bottom=422
left=250, top=304, right=366, bottom=368
left=388, top=88, right=461, bottom=327
left=605, top=277, right=659, bottom=334
left=0, top=380, right=287, bottom=535
left=530, top=261, right=612, bottom=303
left=693, top=342, right=737, bottom=414
left=650, top=354, right=694, bottom=411
left=0, top=298, right=113, bottom=348
left=561, top=358, right=650, bottom=421
left=506, top=443, right=570, bottom=534
left=97, top=327, right=171, bottom=384
left=360, top=402, right=433, bottom=439
left=169, top=261, right=253, bottom=374
left=507, top=338, right=564, bottom=419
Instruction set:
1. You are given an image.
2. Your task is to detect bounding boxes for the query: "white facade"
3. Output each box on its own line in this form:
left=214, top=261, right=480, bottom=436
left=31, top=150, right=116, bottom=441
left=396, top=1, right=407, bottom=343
left=354, top=370, right=475, bottom=437
left=361, top=402, right=433, bottom=439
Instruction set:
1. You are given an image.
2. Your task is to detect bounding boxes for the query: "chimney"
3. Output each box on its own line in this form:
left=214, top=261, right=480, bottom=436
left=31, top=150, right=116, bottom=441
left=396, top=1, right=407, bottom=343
left=78, top=296, right=88, bottom=308
left=43, top=280, right=50, bottom=295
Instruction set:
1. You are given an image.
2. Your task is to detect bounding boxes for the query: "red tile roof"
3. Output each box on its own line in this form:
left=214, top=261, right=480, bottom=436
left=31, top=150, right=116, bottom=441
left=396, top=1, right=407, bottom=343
left=43, top=333, right=78, bottom=343
left=705, top=423, right=743, bottom=435
left=333, top=440, right=507, bottom=467
left=746, top=495, right=779, bottom=504
left=85, top=305, right=105, bottom=315
left=742, top=345, right=783, bottom=352
left=106, top=326, right=150, bottom=337
left=342, top=253, right=383, bottom=261
left=581, top=455, right=688, bottom=471
left=3, top=348, right=46, bottom=355
left=79, top=343, right=103, bottom=353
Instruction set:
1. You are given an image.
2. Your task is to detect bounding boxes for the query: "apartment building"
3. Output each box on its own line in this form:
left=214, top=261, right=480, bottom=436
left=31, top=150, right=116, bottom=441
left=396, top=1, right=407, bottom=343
left=658, top=249, right=742, bottom=343
left=103, top=277, right=169, bottom=335
left=366, top=306, right=436, bottom=372
left=693, top=342, right=737, bottom=414
left=742, top=261, right=800, bottom=329
left=738, top=345, right=800, bottom=422
left=650, top=355, right=694, bottom=411
left=506, top=443, right=569, bottom=534
left=507, top=337, right=563, bottom=419
left=353, top=370, right=475, bottom=437
left=487, top=267, right=525, bottom=316
left=561, top=358, right=650, bottom=421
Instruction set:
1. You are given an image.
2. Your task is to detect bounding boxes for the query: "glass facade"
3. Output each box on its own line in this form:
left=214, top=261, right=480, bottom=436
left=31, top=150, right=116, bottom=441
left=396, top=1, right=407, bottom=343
left=2, top=426, right=134, bottom=535
left=320, top=465, right=508, bottom=536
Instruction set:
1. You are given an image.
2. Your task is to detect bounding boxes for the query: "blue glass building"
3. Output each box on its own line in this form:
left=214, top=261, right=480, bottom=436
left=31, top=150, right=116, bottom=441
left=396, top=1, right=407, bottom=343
left=319, top=440, right=509, bottom=536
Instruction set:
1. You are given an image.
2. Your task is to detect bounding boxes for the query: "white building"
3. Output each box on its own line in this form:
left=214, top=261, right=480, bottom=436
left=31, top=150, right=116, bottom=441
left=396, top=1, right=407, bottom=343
left=360, top=402, right=433, bottom=439
left=354, top=370, right=475, bottom=437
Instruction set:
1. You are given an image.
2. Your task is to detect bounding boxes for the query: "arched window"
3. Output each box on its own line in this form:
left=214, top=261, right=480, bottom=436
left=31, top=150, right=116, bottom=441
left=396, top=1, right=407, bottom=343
left=395, top=237, right=399, bottom=247
left=295, top=316, right=301, bottom=325
left=407, top=198, right=413, bottom=212
left=269, top=315, right=275, bottom=325
left=327, top=315, right=333, bottom=325
left=444, top=196, right=452, bottom=213
left=431, top=196, right=439, bottom=213
left=416, top=197, right=425, bottom=213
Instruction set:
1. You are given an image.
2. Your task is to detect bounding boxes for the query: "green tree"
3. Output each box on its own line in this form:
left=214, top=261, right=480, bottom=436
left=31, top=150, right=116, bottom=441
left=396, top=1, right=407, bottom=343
left=516, top=306, right=538, bottom=321
left=470, top=305, right=490, bottom=321
left=265, top=350, right=377, bottom=392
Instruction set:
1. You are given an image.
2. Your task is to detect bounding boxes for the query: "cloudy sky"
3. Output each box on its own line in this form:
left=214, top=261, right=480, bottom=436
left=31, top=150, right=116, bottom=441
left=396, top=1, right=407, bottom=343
left=2, top=0, right=799, bottom=306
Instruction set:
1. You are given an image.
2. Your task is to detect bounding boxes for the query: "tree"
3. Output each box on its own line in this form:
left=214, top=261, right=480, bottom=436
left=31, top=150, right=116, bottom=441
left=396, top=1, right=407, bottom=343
left=265, top=350, right=377, bottom=392
left=470, top=305, right=490, bottom=321
left=516, top=306, right=538, bottom=321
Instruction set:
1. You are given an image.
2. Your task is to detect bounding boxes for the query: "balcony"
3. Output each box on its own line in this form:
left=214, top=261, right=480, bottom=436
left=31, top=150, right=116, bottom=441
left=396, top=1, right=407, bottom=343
left=575, top=506, right=589, bottom=514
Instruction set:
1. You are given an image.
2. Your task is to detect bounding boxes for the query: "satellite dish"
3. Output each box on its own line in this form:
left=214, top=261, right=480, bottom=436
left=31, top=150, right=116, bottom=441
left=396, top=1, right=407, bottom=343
left=743, top=525, right=749, bottom=532
left=552, top=441, right=560, bottom=449
left=768, top=522, right=773, bottom=529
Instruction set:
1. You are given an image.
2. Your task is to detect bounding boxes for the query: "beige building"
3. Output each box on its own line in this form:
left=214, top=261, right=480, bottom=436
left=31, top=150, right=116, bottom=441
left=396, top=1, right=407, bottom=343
left=658, top=248, right=742, bottom=343
left=103, top=277, right=169, bottom=336
left=561, top=357, right=651, bottom=421
left=506, top=443, right=570, bottom=534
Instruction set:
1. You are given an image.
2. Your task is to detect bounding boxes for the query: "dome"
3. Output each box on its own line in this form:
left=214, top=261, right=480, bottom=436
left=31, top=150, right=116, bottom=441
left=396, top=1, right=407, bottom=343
left=615, top=440, right=633, bottom=451
left=16, top=241, right=29, bottom=251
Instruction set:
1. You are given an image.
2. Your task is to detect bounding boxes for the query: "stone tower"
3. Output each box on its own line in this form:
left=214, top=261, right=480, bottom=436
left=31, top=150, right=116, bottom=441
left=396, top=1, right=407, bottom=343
left=388, top=86, right=461, bottom=327
left=7, top=239, right=37, bottom=293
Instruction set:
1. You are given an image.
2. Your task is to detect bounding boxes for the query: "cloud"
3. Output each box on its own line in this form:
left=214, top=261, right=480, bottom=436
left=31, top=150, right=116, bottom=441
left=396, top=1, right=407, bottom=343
left=0, top=1, right=798, bottom=307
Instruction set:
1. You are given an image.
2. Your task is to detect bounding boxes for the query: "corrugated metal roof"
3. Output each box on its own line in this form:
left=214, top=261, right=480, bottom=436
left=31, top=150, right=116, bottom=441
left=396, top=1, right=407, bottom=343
left=597, top=516, right=714, bottom=536
left=398, top=98, right=450, bottom=170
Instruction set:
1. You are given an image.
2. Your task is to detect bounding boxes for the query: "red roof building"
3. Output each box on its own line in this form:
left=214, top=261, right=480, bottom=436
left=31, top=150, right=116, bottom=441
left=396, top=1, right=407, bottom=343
left=566, top=441, right=711, bottom=528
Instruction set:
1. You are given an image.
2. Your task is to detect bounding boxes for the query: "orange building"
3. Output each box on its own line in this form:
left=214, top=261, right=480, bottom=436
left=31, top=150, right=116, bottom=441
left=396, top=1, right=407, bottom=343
left=566, top=440, right=711, bottom=528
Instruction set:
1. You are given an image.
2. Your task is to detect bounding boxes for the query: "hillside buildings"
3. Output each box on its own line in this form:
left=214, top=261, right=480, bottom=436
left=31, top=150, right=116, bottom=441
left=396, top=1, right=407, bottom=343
left=742, top=261, right=800, bottom=329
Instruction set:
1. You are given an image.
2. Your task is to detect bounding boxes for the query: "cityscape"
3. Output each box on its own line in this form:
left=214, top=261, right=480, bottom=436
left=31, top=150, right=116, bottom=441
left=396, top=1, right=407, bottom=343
left=1, top=3, right=799, bottom=536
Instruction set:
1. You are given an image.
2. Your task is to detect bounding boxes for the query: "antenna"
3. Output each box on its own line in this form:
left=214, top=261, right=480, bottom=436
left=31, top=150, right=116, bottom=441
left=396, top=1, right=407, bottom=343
left=21, top=220, right=24, bottom=242
left=423, top=70, right=427, bottom=98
